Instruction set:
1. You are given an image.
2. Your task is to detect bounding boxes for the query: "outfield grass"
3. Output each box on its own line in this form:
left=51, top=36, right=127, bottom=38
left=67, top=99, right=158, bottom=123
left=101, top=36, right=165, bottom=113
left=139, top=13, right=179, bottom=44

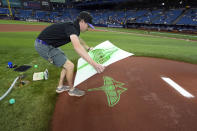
left=97, top=27, right=197, bottom=41
left=0, top=21, right=197, bottom=131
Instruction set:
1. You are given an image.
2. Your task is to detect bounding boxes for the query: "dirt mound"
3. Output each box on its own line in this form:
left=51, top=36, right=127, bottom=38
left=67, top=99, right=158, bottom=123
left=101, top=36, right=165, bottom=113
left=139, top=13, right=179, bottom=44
left=0, top=24, right=47, bottom=32
left=51, top=56, right=197, bottom=131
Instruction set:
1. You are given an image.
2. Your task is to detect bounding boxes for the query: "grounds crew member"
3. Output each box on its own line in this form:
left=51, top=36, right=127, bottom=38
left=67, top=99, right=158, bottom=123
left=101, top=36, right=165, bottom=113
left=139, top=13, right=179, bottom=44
left=35, top=11, right=105, bottom=97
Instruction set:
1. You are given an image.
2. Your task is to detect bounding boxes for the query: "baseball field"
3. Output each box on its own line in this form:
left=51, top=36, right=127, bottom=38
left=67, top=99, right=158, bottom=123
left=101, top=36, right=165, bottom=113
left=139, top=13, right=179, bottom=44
left=0, top=20, right=197, bottom=131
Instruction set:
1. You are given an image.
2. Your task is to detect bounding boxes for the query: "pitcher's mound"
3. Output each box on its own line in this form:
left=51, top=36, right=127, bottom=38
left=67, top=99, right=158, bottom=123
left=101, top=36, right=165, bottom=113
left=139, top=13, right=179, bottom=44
left=51, top=57, right=197, bottom=131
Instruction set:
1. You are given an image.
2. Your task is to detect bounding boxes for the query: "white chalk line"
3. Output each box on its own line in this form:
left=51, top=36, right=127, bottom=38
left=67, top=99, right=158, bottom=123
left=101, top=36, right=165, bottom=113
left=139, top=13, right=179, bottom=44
left=161, top=77, right=194, bottom=98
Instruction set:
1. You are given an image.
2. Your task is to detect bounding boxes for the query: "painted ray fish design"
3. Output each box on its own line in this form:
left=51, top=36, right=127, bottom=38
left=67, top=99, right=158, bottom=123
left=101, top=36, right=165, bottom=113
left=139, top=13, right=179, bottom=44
left=88, top=76, right=127, bottom=107
left=78, top=48, right=118, bottom=70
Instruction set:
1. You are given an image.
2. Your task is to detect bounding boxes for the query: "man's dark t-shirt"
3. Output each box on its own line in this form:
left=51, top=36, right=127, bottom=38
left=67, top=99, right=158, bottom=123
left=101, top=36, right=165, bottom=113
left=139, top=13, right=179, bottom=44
left=37, top=21, right=80, bottom=48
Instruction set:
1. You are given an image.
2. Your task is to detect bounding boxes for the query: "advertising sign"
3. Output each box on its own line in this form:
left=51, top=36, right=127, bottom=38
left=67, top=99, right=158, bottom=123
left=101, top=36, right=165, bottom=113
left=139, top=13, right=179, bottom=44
left=2, top=0, right=21, bottom=7
left=50, top=0, right=65, bottom=3
left=23, top=1, right=41, bottom=9
left=42, top=1, right=49, bottom=6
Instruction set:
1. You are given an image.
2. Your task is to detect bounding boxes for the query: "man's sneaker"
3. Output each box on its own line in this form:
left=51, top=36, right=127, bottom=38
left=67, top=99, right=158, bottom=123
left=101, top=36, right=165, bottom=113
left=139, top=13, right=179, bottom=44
left=68, top=88, right=85, bottom=97
left=44, top=69, right=49, bottom=80
left=56, top=85, right=70, bottom=93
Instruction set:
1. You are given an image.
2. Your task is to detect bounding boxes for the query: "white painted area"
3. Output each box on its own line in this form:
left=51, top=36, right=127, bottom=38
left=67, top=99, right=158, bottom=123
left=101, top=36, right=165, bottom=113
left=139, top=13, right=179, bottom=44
left=161, top=77, right=194, bottom=98
left=73, top=40, right=134, bottom=87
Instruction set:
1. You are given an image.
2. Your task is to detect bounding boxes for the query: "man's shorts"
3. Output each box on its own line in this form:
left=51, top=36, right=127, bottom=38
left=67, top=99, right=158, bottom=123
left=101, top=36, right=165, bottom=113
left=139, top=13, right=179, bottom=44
left=35, top=39, right=67, bottom=67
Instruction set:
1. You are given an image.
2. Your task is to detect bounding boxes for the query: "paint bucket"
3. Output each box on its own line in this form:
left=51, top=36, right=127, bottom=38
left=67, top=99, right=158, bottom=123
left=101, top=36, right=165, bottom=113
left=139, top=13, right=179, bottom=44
left=8, top=62, right=13, bottom=68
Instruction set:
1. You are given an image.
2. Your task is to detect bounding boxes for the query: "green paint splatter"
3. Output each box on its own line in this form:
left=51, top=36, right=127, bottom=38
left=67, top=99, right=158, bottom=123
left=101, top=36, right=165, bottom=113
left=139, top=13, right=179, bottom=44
left=78, top=48, right=118, bottom=70
left=88, top=76, right=127, bottom=107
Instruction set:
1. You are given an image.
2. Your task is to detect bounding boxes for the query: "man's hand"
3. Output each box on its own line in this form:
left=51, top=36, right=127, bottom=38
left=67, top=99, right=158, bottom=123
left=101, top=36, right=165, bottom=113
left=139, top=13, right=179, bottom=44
left=92, top=63, right=105, bottom=73
left=70, top=35, right=105, bottom=73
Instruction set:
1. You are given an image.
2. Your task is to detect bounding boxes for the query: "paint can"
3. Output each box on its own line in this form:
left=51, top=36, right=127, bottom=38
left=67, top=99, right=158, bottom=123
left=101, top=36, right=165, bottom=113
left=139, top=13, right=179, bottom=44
left=8, top=62, right=13, bottom=68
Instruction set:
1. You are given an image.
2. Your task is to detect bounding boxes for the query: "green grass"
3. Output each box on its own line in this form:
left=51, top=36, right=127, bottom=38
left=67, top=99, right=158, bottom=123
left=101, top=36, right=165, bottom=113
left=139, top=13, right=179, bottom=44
left=0, top=32, right=59, bottom=131
left=84, top=31, right=197, bottom=64
left=0, top=21, right=197, bottom=131
left=97, top=27, right=197, bottom=41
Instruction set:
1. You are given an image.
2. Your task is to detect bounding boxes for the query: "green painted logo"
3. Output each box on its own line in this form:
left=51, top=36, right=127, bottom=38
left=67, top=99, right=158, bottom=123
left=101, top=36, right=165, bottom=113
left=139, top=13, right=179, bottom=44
left=88, top=76, right=127, bottom=107
left=78, top=48, right=118, bottom=70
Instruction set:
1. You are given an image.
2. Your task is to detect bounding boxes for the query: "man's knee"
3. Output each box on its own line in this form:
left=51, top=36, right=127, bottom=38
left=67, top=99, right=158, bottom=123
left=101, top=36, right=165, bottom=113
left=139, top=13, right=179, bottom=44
left=63, top=60, right=74, bottom=70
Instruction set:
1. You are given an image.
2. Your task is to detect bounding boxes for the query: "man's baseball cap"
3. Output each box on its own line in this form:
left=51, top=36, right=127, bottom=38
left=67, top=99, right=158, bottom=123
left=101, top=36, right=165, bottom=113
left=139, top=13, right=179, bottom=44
left=78, top=11, right=95, bottom=29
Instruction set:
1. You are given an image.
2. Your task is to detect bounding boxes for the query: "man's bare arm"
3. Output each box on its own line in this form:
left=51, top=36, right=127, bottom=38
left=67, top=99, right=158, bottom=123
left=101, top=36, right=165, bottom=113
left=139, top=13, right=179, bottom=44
left=79, top=37, right=89, bottom=50
left=70, top=34, right=105, bottom=73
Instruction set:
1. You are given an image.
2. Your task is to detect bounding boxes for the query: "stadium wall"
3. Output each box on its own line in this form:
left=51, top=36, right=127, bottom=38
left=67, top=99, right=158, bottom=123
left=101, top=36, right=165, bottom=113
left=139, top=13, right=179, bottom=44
left=126, top=23, right=197, bottom=34
left=0, top=0, right=2, bottom=7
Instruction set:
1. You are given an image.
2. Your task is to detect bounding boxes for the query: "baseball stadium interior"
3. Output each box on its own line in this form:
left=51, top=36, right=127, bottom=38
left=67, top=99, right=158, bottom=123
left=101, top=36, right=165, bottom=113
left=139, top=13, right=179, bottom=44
left=0, top=0, right=196, bottom=34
